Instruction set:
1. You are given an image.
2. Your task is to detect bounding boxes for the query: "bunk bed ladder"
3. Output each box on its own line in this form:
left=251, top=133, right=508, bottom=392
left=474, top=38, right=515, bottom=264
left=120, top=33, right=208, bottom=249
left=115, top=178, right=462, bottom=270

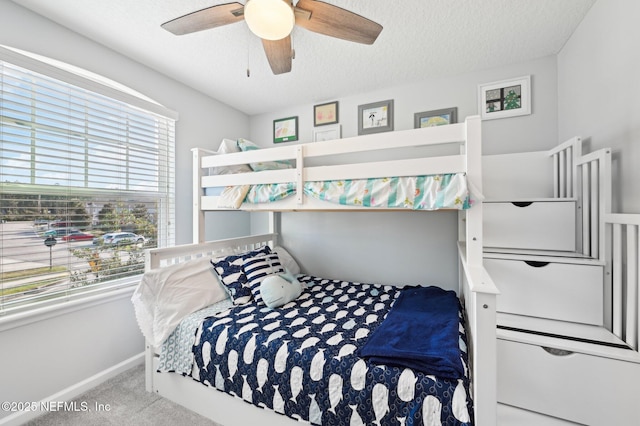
left=491, top=138, right=639, bottom=424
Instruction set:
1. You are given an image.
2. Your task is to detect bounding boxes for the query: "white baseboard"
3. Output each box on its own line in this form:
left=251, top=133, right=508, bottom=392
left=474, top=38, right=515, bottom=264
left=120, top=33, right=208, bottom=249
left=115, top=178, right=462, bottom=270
left=0, top=352, right=144, bottom=426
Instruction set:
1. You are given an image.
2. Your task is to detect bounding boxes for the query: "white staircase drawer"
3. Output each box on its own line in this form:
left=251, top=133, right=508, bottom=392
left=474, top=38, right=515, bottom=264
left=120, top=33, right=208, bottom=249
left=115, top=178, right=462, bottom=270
left=484, top=258, right=603, bottom=325
left=484, top=201, right=576, bottom=251
left=498, top=338, right=640, bottom=426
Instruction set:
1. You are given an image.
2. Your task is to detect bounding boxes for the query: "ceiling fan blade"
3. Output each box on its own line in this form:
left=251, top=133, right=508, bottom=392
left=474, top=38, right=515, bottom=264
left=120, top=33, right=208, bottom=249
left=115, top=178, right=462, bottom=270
left=294, top=0, right=382, bottom=45
left=262, top=37, right=293, bottom=75
left=162, top=2, right=245, bottom=35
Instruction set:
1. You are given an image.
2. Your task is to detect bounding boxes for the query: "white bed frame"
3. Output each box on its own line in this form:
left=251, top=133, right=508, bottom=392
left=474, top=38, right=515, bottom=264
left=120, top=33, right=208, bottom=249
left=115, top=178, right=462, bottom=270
left=145, top=116, right=500, bottom=425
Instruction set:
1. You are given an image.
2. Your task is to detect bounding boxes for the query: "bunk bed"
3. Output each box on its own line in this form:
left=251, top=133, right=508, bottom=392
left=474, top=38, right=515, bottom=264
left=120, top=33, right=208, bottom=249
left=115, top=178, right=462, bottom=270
left=135, top=116, right=499, bottom=425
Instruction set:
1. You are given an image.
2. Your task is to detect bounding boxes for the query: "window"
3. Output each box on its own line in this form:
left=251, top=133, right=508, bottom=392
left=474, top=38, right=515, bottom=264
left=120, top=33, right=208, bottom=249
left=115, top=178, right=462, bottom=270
left=0, top=46, right=176, bottom=315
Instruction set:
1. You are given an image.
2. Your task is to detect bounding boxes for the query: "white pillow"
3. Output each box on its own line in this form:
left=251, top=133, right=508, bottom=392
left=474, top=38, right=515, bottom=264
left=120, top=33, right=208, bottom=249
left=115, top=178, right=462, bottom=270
left=211, top=139, right=252, bottom=175
left=131, top=257, right=228, bottom=347
left=273, top=245, right=301, bottom=275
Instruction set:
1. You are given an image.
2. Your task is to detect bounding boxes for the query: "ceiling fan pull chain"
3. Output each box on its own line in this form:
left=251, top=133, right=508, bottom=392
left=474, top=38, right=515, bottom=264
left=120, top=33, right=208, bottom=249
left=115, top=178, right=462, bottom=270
left=246, top=31, right=251, bottom=77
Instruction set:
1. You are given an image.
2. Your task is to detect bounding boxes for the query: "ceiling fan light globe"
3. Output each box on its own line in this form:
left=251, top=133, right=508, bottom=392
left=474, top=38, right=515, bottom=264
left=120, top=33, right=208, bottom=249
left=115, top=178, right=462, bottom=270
left=244, top=0, right=295, bottom=41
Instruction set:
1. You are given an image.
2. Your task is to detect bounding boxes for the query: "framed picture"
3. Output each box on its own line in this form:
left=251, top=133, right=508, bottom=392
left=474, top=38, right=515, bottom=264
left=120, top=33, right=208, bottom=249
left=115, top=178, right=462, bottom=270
left=358, top=99, right=394, bottom=135
left=414, top=107, right=458, bottom=128
left=273, top=116, right=298, bottom=143
left=313, top=101, right=339, bottom=126
left=312, top=124, right=341, bottom=142
left=478, top=75, right=531, bottom=120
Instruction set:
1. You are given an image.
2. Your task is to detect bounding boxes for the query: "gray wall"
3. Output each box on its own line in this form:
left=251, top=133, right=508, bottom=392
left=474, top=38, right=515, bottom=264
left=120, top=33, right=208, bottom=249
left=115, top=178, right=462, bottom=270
left=248, top=55, right=559, bottom=155
left=278, top=211, right=459, bottom=289
left=558, top=0, right=640, bottom=213
left=0, top=2, right=250, bottom=420
left=0, top=295, right=141, bottom=422
left=249, top=55, right=560, bottom=286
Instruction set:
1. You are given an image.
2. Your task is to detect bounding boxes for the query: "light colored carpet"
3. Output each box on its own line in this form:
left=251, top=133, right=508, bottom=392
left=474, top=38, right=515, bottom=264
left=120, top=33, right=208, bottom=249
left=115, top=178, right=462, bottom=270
left=26, top=364, right=221, bottom=426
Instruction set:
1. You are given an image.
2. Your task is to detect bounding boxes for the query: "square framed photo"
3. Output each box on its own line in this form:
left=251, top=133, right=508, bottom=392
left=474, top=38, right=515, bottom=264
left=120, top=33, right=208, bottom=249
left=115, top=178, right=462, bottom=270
left=313, top=101, right=339, bottom=126
left=358, top=99, right=394, bottom=135
left=414, top=107, right=458, bottom=128
left=312, top=124, right=341, bottom=142
left=478, top=75, right=531, bottom=120
left=273, top=116, right=298, bottom=143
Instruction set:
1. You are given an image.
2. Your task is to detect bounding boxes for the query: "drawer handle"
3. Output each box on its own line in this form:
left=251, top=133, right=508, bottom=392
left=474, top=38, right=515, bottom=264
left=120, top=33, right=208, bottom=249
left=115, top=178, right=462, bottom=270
left=524, top=261, right=550, bottom=268
left=542, top=346, right=574, bottom=356
left=511, top=201, right=533, bottom=208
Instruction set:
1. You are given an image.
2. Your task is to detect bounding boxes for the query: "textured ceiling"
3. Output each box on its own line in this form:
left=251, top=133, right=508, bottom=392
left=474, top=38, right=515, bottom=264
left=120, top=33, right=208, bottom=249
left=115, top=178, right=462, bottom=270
left=11, top=0, right=595, bottom=116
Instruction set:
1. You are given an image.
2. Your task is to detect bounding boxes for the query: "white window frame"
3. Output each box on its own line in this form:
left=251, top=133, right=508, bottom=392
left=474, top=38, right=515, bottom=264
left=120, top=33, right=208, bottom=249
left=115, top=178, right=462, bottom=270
left=0, top=45, right=177, bottom=321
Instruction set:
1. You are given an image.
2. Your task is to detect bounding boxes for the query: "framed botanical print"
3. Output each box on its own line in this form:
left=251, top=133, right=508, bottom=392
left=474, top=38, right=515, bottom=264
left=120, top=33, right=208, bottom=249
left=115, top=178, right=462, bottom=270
left=478, top=75, right=531, bottom=120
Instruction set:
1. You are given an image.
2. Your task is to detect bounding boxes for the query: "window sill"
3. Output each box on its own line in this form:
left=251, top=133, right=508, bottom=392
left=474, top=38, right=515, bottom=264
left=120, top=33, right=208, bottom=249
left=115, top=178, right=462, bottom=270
left=0, top=281, right=138, bottom=333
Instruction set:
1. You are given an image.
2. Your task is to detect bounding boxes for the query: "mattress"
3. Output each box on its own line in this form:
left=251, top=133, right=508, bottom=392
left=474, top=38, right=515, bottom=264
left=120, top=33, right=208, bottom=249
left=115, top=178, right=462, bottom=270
left=159, top=275, right=473, bottom=425
left=207, top=173, right=471, bottom=211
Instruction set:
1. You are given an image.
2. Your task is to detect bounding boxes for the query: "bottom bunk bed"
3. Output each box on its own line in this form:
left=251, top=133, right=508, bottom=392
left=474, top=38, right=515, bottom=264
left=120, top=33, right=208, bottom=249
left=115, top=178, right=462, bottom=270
left=134, top=233, right=497, bottom=425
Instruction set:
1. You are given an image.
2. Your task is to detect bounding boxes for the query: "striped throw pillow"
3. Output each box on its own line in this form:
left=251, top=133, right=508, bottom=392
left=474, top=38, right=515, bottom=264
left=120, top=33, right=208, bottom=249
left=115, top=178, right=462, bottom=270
left=211, top=246, right=271, bottom=305
left=243, top=253, right=284, bottom=305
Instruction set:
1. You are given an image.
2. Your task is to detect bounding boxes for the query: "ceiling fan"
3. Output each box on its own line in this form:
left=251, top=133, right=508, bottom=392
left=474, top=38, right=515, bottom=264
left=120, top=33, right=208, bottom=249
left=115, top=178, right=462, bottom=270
left=161, top=0, right=383, bottom=75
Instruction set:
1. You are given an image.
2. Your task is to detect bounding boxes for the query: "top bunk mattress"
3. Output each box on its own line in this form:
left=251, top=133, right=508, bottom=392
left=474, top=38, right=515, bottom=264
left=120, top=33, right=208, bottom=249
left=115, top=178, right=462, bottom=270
left=209, top=173, right=472, bottom=211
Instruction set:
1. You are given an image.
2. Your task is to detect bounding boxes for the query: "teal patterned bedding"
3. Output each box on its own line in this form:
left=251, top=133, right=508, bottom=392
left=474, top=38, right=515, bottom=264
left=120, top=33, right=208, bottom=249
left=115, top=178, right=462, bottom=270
left=158, top=298, right=233, bottom=374
left=235, top=173, right=471, bottom=210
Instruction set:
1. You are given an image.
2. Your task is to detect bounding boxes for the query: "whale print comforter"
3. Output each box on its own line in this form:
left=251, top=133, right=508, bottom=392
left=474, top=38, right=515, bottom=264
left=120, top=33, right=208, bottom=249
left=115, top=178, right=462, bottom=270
left=190, top=275, right=473, bottom=425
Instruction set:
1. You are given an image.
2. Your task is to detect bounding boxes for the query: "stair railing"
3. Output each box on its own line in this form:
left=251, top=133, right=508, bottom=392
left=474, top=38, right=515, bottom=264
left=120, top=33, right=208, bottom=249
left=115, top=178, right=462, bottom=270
left=606, top=213, right=640, bottom=351
left=548, top=138, right=612, bottom=261
left=549, top=136, right=582, bottom=199
left=549, top=137, right=583, bottom=252
left=575, top=148, right=612, bottom=260
left=550, top=140, right=637, bottom=352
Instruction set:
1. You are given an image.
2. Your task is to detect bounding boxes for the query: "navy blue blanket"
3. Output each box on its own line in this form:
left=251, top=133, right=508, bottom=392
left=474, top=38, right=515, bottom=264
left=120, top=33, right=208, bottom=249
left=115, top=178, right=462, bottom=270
left=358, top=286, right=464, bottom=379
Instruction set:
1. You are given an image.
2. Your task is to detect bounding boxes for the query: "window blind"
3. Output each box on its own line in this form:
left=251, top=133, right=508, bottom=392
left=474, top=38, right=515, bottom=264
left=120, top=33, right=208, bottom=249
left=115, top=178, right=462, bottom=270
left=0, top=51, right=175, bottom=315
